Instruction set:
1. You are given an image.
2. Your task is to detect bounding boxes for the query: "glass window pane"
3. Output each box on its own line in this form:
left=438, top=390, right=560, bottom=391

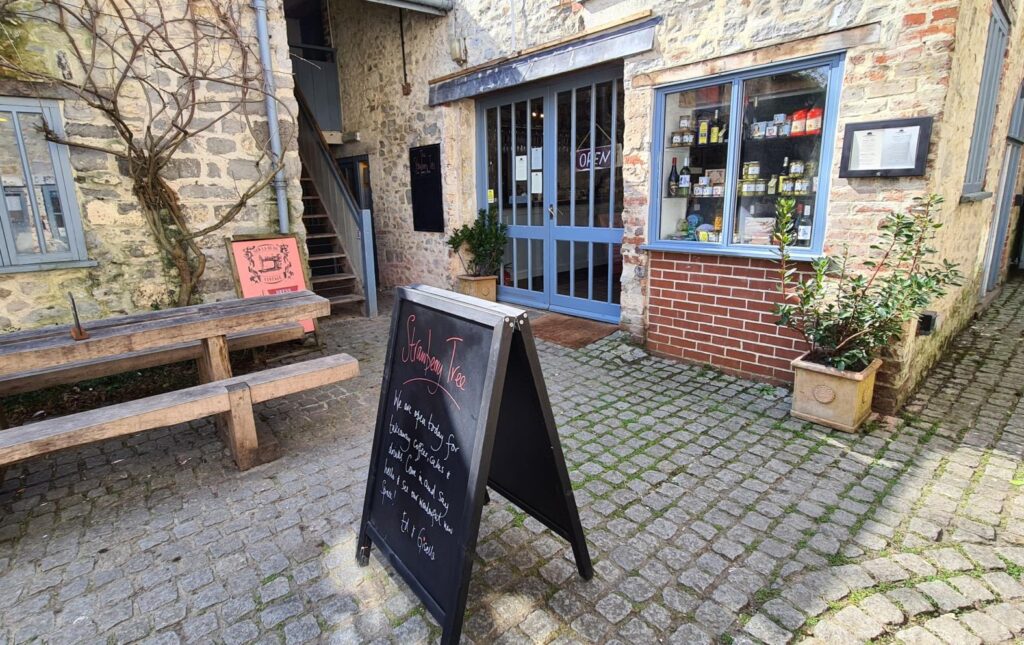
left=556, top=91, right=572, bottom=226
left=593, top=242, right=609, bottom=302
left=486, top=107, right=498, bottom=212
left=530, top=238, right=543, bottom=292
left=501, top=238, right=513, bottom=286
left=514, top=100, right=527, bottom=226
left=556, top=240, right=570, bottom=295
left=733, top=66, right=829, bottom=247
left=515, top=238, right=528, bottom=289
left=20, top=112, right=71, bottom=254
left=499, top=105, right=512, bottom=226
left=659, top=83, right=731, bottom=242
left=572, top=241, right=589, bottom=298
left=0, top=111, right=40, bottom=256
left=529, top=98, right=544, bottom=226
left=593, top=81, right=612, bottom=228
left=573, top=86, right=591, bottom=227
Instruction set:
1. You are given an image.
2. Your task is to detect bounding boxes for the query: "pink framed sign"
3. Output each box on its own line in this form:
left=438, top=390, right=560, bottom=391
left=227, top=235, right=315, bottom=333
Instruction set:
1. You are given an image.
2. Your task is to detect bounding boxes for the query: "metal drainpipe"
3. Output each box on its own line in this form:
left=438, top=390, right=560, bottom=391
left=252, top=0, right=290, bottom=234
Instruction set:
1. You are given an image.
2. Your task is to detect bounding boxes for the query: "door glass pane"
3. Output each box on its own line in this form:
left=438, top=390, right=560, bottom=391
left=658, top=83, right=731, bottom=242
left=499, top=104, right=512, bottom=226
left=611, top=244, right=622, bottom=304
left=529, top=98, right=544, bottom=226
left=485, top=107, right=498, bottom=213
left=501, top=239, right=513, bottom=286
left=556, top=240, right=570, bottom=295
left=613, top=80, right=625, bottom=229
left=556, top=91, right=572, bottom=226
left=593, top=242, right=609, bottom=302
left=593, top=81, right=613, bottom=228
left=530, top=238, right=544, bottom=292
left=733, top=66, right=829, bottom=247
left=572, top=241, right=589, bottom=299
left=514, top=100, right=527, bottom=226
left=515, top=238, right=528, bottom=289
left=573, top=86, right=591, bottom=227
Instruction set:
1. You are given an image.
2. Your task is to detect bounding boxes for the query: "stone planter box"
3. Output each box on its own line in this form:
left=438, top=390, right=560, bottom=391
left=455, top=275, right=497, bottom=302
left=790, top=353, right=883, bottom=433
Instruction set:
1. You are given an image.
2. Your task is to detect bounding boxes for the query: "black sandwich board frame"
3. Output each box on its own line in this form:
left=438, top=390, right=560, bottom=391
left=356, top=285, right=592, bottom=645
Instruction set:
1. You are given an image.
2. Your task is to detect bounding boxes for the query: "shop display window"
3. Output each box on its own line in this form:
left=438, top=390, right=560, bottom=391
left=651, top=56, right=843, bottom=257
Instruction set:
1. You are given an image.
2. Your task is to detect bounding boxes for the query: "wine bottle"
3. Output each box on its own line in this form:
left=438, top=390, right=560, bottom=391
left=798, top=204, right=813, bottom=242
left=667, top=157, right=679, bottom=197
left=710, top=109, right=721, bottom=144
left=680, top=156, right=691, bottom=196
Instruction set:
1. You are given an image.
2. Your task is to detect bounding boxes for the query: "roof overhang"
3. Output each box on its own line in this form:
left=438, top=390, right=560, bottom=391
left=428, top=13, right=659, bottom=106
left=365, top=0, right=451, bottom=16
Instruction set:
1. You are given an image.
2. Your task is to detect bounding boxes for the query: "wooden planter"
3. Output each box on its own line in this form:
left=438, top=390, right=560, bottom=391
left=790, top=353, right=883, bottom=433
left=455, top=275, right=497, bottom=302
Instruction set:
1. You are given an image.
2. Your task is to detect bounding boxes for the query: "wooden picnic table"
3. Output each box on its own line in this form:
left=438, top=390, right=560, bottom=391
left=0, top=290, right=329, bottom=380
left=0, top=291, right=354, bottom=470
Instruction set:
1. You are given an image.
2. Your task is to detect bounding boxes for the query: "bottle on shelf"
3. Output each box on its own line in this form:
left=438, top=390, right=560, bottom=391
left=767, top=174, right=778, bottom=195
left=698, top=115, right=710, bottom=145
left=680, top=156, right=692, bottom=196
left=797, top=204, right=813, bottom=242
left=667, top=157, right=680, bottom=197
left=791, top=108, right=808, bottom=137
left=805, top=105, right=823, bottom=136
left=782, top=156, right=791, bottom=175
left=710, top=109, right=721, bottom=144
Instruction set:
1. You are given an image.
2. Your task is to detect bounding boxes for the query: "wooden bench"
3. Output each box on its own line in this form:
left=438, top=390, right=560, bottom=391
left=0, top=353, right=359, bottom=470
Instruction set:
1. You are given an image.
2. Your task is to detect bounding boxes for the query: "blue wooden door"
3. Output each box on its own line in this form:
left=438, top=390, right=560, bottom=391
left=477, top=70, right=625, bottom=323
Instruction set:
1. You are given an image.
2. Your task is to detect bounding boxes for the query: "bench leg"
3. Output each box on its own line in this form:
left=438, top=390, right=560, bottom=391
left=225, top=383, right=259, bottom=470
left=197, top=334, right=233, bottom=440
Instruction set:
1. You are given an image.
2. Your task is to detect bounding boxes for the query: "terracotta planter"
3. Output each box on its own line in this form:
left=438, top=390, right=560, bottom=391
left=790, top=353, right=883, bottom=433
left=455, top=275, right=497, bottom=301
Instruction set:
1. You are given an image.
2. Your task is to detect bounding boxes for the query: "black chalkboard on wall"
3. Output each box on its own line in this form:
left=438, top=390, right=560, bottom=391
left=356, top=286, right=591, bottom=645
left=409, top=144, right=444, bottom=232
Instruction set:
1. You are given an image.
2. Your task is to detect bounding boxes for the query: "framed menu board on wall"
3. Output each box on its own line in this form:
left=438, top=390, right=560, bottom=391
left=839, top=117, right=933, bottom=178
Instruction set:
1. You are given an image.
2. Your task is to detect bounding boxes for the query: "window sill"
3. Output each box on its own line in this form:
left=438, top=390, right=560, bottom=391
left=960, top=191, right=994, bottom=203
left=641, top=241, right=821, bottom=262
left=0, top=259, right=98, bottom=275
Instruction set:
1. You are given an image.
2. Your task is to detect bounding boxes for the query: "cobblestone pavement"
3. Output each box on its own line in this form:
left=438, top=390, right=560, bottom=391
left=3, top=279, right=1024, bottom=644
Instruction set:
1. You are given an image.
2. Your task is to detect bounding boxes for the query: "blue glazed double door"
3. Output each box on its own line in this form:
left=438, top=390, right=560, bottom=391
left=477, top=70, right=625, bottom=323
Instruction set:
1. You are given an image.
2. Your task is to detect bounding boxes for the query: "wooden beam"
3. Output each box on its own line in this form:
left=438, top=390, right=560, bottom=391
left=225, top=382, right=259, bottom=470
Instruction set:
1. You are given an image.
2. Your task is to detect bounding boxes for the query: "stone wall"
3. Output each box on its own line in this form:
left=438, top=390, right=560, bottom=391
left=0, top=0, right=303, bottom=331
left=331, top=0, right=1024, bottom=411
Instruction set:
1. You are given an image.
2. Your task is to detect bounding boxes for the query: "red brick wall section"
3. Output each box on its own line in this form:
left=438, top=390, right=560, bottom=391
left=645, top=251, right=810, bottom=384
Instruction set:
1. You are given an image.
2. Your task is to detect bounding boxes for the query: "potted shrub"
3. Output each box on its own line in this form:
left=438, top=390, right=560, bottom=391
left=771, top=195, right=961, bottom=432
left=447, top=206, right=509, bottom=302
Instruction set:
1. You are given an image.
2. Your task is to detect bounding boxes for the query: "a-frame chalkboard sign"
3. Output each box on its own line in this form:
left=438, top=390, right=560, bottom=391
left=356, top=285, right=592, bottom=644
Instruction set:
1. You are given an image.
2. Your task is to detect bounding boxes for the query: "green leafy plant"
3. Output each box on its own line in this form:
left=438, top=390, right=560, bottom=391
left=448, top=206, right=509, bottom=277
left=772, top=194, right=961, bottom=372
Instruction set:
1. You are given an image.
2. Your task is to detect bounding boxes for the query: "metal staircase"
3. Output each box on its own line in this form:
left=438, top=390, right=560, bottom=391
left=296, top=89, right=377, bottom=316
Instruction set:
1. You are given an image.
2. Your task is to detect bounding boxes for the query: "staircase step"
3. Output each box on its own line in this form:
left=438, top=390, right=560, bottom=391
left=328, top=294, right=365, bottom=307
left=305, top=233, right=338, bottom=239
left=312, top=273, right=356, bottom=285
left=308, top=252, right=347, bottom=261
left=302, top=213, right=328, bottom=219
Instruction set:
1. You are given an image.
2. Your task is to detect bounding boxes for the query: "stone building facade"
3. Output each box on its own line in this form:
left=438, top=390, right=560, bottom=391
left=0, top=0, right=303, bottom=331
left=327, top=0, right=1024, bottom=413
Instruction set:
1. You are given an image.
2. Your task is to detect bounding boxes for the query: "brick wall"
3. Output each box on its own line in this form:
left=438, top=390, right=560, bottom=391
left=646, top=252, right=807, bottom=384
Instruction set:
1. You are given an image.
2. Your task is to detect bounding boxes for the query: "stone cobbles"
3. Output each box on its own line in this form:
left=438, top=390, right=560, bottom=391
left=2, top=279, right=1024, bottom=643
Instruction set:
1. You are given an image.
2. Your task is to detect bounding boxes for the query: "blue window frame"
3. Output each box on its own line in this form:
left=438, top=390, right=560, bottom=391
left=646, top=54, right=845, bottom=260
left=963, top=3, right=1010, bottom=198
left=0, top=97, right=89, bottom=272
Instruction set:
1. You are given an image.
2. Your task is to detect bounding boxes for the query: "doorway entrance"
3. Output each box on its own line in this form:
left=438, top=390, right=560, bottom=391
left=984, top=83, right=1024, bottom=295
left=476, top=68, right=624, bottom=323
left=337, top=154, right=380, bottom=287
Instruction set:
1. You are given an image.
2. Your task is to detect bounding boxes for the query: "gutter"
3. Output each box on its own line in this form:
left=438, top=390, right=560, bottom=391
left=252, top=0, right=290, bottom=234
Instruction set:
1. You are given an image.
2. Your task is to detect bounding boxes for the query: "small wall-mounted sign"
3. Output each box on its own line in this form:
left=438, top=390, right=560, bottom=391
left=409, top=144, right=444, bottom=232
left=839, top=117, right=933, bottom=178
